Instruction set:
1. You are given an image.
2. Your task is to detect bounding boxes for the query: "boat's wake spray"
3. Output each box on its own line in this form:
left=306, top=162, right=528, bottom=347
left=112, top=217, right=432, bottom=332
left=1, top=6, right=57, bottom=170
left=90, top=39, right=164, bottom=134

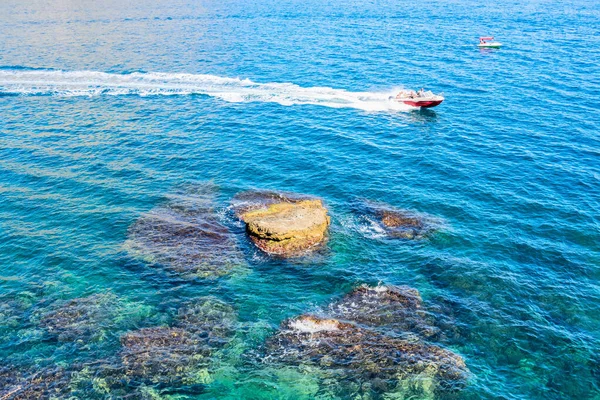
left=0, top=69, right=413, bottom=112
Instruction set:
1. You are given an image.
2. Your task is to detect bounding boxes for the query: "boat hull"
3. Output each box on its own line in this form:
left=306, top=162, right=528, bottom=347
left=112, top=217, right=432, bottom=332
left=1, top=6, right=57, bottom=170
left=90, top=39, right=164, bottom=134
left=478, top=42, right=502, bottom=48
left=403, top=99, right=443, bottom=108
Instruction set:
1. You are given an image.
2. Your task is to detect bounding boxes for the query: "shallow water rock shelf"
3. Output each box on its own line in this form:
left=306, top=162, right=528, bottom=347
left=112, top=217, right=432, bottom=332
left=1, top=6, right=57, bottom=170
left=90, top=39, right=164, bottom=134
left=261, top=285, right=469, bottom=397
left=125, top=185, right=245, bottom=279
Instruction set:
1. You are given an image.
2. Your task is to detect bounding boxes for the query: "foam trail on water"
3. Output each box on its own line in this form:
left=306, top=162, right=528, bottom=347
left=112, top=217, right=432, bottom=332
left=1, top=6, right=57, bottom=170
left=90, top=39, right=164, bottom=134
left=0, top=69, right=413, bottom=112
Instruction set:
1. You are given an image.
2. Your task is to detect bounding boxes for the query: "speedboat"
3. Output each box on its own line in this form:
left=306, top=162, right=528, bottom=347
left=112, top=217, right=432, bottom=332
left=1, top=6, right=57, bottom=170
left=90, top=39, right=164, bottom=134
left=391, top=89, right=444, bottom=108
left=478, top=36, right=502, bottom=48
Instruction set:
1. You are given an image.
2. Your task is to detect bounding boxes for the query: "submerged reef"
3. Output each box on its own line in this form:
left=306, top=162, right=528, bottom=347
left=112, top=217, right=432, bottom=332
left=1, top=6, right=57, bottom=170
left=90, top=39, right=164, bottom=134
left=120, top=326, right=211, bottom=385
left=262, top=285, right=469, bottom=397
left=0, top=296, right=238, bottom=399
left=233, top=190, right=330, bottom=257
left=0, top=366, right=71, bottom=400
left=354, top=200, right=437, bottom=240
left=34, top=292, right=154, bottom=344
left=125, top=185, right=244, bottom=279
left=175, top=296, right=237, bottom=346
left=0, top=362, right=157, bottom=400
left=329, top=284, right=440, bottom=338
left=266, top=315, right=468, bottom=394
left=37, top=293, right=118, bottom=342
left=119, top=296, right=237, bottom=388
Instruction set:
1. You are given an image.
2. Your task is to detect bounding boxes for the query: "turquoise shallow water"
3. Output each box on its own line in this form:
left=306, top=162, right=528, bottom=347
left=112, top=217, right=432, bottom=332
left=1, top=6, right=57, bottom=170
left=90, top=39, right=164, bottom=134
left=1, top=0, right=600, bottom=398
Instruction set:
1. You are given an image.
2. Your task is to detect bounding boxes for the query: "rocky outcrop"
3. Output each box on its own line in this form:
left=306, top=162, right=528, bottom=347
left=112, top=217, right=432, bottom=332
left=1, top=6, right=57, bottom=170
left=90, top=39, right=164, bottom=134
left=120, top=327, right=211, bottom=385
left=0, top=366, right=71, bottom=400
left=125, top=184, right=244, bottom=279
left=353, top=200, right=437, bottom=239
left=118, top=296, right=236, bottom=387
left=35, top=292, right=153, bottom=344
left=261, top=284, right=469, bottom=397
left=265, top=315, right=468, bottom=393
left=37, top=293, right=126, bottom=343
left=175, top=297, right=238, bottom=346
left=329, top=284, right=440, bottom=338
left=233, top=190, right=330, bottom=257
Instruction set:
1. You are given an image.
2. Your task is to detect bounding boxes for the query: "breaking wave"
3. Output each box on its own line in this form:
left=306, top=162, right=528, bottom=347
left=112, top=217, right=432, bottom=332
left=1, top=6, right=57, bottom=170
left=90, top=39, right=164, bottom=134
left=0, top=68, right=412, bottom=112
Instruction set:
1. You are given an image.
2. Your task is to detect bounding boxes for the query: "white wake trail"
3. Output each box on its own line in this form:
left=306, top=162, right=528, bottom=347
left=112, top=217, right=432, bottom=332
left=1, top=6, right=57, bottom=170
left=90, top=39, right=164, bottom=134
left=0, top=69, right=412, bottom=112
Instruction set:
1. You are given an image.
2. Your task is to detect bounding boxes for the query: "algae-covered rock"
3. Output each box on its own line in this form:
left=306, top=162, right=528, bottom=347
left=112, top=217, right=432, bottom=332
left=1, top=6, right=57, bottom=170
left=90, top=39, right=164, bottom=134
left=0, top=299, right=26, bottom=332
left=36, top=292, right=154, bottom=344
left=231, top=190, right=314, bottom=216
left=260, top=284, right=469, bottom=397
left=125, top=185, right=244, bottom=279
left=38, top=293, right=118, bottom=342
left=175, top=297, right=237, bottom=347
left=1, top=362, right=149, bottom=400
left=233, top=190, right=330, bottom=257
left=265, top=315, right=468, bottom=393
left=354, top=200, right=437, bottom=240
left=329, top=284, right=440, bottom=338
left=0, top=366, right=71, bottom=400
left=118, top=297, right=237, bottom=389
left=120, top=327, right=211, bottom=385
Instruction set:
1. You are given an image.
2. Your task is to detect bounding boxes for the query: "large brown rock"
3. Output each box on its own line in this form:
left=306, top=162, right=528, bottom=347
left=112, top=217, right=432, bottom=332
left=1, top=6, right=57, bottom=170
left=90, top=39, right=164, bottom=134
left=235, top=191, right=330, bottom=256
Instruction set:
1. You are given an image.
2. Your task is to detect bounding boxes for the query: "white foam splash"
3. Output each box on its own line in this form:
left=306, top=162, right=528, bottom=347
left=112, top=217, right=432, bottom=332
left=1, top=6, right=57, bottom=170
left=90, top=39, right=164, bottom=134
left=369, top=283, right=390, bottom=293
left=0, top=69, right=413, bottom=112
left=289, top=317, right=339, bottom=333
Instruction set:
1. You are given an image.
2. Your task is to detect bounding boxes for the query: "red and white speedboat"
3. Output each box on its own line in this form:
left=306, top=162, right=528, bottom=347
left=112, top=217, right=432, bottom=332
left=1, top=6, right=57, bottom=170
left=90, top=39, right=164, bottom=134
left=391, top=89, right=444, bottom=108
left=478, top=36, right=502, bottom=48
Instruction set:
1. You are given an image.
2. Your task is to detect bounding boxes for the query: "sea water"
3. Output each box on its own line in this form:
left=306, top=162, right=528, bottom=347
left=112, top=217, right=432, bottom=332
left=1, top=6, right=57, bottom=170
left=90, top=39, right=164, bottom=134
left=1, top=0, right=599, bottom=399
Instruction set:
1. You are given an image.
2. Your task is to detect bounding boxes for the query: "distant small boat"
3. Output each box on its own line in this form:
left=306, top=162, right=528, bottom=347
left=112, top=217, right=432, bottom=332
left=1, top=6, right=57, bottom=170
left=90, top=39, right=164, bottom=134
left=390, top=89, right=444, bottom=108
left=478, top=36, right=502, bottom=48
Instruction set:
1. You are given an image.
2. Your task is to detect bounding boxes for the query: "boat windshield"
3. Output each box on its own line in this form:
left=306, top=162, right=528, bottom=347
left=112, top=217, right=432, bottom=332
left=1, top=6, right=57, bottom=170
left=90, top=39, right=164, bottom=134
left=396, top=90, right=436, bottom=99
left=396, top=90, right=416, bottom=98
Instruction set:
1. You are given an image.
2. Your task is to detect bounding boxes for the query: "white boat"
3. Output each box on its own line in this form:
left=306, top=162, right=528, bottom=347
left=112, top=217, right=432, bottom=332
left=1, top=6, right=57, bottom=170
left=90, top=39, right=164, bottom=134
left=478, top=36, right=502, bottom=48
left=390, top=89, right=444, bottom=108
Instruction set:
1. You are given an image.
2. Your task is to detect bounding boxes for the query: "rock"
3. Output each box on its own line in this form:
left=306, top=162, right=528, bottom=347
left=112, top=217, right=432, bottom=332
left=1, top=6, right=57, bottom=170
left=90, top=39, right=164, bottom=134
left=1, top=361, right=171, bottom=399
left=120, top=327, right=211, bottom=385
left=117, top=297, right=237, bottom=388
left=380, top=210, right=423, bottom=228
left=231, top=190, right=313, bottom=218
left=260, top=284, right=469, bottom=396
left=329, top=284, right=440, bottom=338
left=0, top=299, right=26, bottom=331
left=353, top=200, right=436, bottom=240
left=38, top=293, right=119, bottom=342
left=377, top=209, right=431, bottom=239
left=234, top=191, right=330, bottom=256
left=265, top=315, right=468, bottom=393
left=35, top=292, right=154, bottom=344
left=125, top=185, right=244, bottom=279
left=175, top=297, right=237, bottom=346
left=0, top=366, right=71, bottom=400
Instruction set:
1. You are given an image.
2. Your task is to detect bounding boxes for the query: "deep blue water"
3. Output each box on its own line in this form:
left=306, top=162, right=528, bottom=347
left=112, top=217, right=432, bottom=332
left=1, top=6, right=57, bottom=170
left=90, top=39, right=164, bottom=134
left=1, top=0, right=600, bottom=399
